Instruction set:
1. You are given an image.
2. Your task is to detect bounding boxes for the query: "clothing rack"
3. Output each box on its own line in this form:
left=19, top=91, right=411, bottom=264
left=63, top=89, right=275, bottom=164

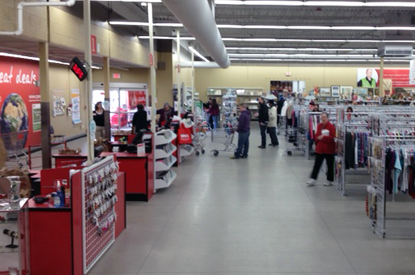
left=368, top=136, right=415, bottom=238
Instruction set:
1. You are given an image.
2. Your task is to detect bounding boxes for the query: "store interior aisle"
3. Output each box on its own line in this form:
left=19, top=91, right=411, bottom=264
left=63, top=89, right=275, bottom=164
left=68, top=125, right=413, bottom=275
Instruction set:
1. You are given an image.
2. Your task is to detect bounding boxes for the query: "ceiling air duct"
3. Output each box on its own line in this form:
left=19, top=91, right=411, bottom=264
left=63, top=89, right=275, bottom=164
left=161, top=0, right=230, bottom=68
left=378, top=45, right=413, bottom=57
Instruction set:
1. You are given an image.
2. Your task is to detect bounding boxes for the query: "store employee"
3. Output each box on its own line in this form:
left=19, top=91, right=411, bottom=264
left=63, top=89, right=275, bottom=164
left=357, top=69, right=376, bottom=88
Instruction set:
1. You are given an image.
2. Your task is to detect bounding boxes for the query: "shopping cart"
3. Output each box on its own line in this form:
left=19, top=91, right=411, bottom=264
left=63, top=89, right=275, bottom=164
left=0, top=131, right=28, bottom=168
left=285, top=126, right=306, bottom=156
left=210, top=126, right=237, bottom=156
left=193, top=121, right=209, bottom=156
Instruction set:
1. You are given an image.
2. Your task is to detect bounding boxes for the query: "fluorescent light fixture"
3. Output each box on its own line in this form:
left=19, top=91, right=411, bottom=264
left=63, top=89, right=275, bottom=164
left=228, top=53, right=375, bottom=58
left=215, top=1, right=415, bottom=8
left=109, top=21, right=415, bottom=31
left=226, top=47, right=378, bottom=52
left=0, top=52, right=102, bottom=69
left=188, top=46, right=210, bottom=63
left=138, top=36, right=415, bottom=44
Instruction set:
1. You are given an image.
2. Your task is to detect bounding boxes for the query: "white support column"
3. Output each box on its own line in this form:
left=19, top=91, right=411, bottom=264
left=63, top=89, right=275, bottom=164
left=191, top=51, right=195, bottom=114
left=380, top=57, right=385, bottom=98
left=149, top=3, right=156, bottom=134
left=176, top=30, right=181, bottom=115
left=84, top=0, right=94, bottom=164
left=148, top=3, right=157, bottom=192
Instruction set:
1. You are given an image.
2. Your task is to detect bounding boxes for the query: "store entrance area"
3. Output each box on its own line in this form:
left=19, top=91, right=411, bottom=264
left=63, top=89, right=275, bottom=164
left=80, top=123, right=415, bottom=275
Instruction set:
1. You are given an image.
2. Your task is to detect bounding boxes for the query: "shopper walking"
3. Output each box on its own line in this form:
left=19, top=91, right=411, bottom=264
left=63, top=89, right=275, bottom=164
left=93, top=101, right=105, bottom=139
left=256, top=97, right=269, bottom=149
left=132, top=104, right=148, bottom=133
left=230, top=103, right=251, bottom=159
left=306, top=112, right=336, bottom=186
left=208, top=99, right=220, bottom=129
left=267, top=100, right=279, bottom=146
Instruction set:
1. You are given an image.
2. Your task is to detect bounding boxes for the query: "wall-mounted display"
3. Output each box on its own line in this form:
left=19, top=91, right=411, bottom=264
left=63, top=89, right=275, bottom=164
left=51, top=90, right=66, bottom=117
left=340, top=86, right=353, bottom=100
left=331, top=86, right=340, bottom=97
left=319, top=87, right=331, bottom=97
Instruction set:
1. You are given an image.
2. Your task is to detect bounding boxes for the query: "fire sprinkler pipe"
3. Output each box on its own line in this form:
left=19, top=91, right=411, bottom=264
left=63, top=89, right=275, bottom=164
left=161, top=0, right=230, bottom=68
left=0, top=0, right=76, bottom=36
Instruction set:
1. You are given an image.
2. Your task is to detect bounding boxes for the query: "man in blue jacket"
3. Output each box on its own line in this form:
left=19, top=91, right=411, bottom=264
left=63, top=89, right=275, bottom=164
left=231, top=103, right=251, bottom=159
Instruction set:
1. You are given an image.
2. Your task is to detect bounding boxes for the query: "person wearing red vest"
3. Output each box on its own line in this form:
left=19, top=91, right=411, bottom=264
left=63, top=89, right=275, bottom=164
left=306, top=112, right=336, bottom=187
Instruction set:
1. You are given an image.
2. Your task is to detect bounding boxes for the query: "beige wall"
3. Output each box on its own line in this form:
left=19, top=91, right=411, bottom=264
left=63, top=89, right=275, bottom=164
left=93, top=68, right=149, bottom=84
left=195, top=64, right=409, bottom=102
left=0, top=0, right=48, bottom=41
left=49, top=64, right=85, bottom=138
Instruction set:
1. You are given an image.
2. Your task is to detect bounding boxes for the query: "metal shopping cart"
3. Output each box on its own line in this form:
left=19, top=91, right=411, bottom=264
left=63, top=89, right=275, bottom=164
left=210, top=126, right=237, bottom=156
left=193, top=120, right=210, bottom=156
left=0, top=131, right=28, bottom=168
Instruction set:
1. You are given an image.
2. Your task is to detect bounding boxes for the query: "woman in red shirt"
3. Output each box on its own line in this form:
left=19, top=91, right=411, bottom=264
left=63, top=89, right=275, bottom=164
left=306, top=112, right=336, bottom=186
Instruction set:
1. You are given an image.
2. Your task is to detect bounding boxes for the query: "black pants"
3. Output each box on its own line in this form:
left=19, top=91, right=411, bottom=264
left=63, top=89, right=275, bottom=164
left=267, top=127, right=279, bottom=145
left=310, top=153, right=334, bottom=182
left=260, top=124, right=267, bottom=147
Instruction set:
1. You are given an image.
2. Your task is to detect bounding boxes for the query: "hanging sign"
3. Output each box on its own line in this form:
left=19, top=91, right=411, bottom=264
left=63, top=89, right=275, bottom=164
left=71, top=89, right=81, bottom=124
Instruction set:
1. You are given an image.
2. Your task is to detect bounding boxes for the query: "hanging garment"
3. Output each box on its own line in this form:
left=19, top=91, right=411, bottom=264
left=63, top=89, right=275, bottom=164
left=345, top=132, right=355, bottom=169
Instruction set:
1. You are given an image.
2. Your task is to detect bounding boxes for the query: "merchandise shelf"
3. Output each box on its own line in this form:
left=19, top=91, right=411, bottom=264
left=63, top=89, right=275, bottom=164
left=155, top=130, right=177, bottom=146
left=155, top=155, right=177, bottom=172
left=155, top=143, right=177, bottom=159
left=155, top=170, right=177, bottom=190
left=180, top=145, right=194, bottom=157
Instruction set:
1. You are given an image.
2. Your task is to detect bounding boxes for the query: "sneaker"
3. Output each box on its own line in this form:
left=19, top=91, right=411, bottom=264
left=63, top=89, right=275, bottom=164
left=258, top=146, right=265, bottom=149
left=324, top=181, right=333, bottom=186
left=306, top=179, right=315, bottom=186
left=241, top=155, right=248, bottom=159
left=230, top=156, right=240, bottom=159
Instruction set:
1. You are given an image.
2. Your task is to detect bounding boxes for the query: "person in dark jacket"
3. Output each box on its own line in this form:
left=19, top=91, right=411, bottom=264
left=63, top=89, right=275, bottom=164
left=306, top=112, right=336, bottom=187
left=208, top=98, right=220, bottom=129
left=231, top=103, right=251, bottom=159
left=156, top=103, right=175, bottom=127
left=256, top=97, right=269, bottom=148
left=277, top=95, right=285, bottom=125
left=132, top=104, right=148, bottom=133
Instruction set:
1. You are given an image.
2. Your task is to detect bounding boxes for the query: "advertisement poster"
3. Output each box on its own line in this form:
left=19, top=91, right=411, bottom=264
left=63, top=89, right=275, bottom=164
left=51, top=89, right=65, bottom=116
left=32, top=103, right=41, bottom=132
left=71, top=89, right=81, bottom=124
left=358, top=68, right=412, bottom=88
left=0, top=57, right=41, bottom=150
left=128, top=90, right=147, bottom=110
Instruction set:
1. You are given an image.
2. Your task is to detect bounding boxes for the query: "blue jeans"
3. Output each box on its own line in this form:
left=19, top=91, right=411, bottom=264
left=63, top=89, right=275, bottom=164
left=234, top=131, right=250, bottom=158
left=212, top=115, right=219, bottom=129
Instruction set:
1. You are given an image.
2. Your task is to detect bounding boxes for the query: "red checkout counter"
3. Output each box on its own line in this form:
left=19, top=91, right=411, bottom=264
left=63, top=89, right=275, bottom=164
left=53, top=134, right=155, bottom=202
left=28, top=166, right=126, bottom=275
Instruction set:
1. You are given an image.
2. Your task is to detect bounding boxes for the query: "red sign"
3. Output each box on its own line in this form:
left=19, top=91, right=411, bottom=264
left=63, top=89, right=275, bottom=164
left=91, top=35, right=97, bottom=54
left=0, top=57, right=41, bottom=150
left=112, top=73, right=121, bottom=79
left=375, top=69, right=411, bottom=88
left=128, top=90, right=147, bottom=109
left=149, top=53, right=153, bottom=67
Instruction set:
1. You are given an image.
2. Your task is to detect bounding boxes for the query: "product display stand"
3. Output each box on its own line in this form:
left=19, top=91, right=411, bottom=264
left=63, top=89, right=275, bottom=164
left=0, top=199, right=29, bottom=275
left=155, top=130, right=177, bottom=191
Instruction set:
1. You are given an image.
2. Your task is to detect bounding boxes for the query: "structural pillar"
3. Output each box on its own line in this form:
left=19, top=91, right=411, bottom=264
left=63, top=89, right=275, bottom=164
left=84, top=0, right=94, bottom=164
left=148, top=3, right=157, bottom=192
left=176, top=30, right=181, bottom=115
left=379, top=57, right=385, bottom=98
left=103, top=56, right=111, bottom=139
left=39, top=42, right=51, bottom=169
left=191, top=51, right=195, bottom=114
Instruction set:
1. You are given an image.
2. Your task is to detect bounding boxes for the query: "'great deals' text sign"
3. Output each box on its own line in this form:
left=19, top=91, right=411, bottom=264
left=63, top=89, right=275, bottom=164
left=0, top=57, right=41, bottom=151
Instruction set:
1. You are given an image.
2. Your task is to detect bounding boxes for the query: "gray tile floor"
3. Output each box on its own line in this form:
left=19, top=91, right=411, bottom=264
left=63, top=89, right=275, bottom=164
left=30, top=125, right=415, bottom=275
